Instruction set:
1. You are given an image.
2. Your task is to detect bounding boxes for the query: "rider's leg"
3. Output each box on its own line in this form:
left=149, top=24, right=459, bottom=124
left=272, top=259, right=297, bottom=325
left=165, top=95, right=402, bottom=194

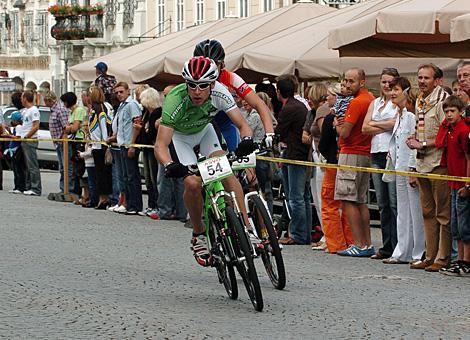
left=183, top=175, right=205, bottom=234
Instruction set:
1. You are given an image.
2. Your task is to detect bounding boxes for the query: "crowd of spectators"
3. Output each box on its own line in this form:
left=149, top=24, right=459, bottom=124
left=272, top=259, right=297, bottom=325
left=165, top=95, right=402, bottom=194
left=0, top=60, right=469, bottom=276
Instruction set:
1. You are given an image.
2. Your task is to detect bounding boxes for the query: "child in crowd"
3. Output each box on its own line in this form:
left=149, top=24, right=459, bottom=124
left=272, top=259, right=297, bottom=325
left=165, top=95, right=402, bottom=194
left=332, top=80, right=354, bottom=117
left=5, top=111, right=26, bottom=193
left=436, top=95, right=470, bottom=276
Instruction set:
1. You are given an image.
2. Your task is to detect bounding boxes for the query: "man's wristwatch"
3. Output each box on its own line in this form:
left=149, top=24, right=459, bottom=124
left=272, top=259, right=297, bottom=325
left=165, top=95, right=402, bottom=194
left=421, top=141, right=427, bottom=149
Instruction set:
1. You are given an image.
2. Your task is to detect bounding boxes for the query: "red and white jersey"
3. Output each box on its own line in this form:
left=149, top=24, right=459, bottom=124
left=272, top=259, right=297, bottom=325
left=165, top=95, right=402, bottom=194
left=218, top=69, right=253, bottom=99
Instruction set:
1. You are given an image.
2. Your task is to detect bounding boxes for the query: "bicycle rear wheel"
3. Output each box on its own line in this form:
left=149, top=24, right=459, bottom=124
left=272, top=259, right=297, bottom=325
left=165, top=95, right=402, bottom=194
left=226, top=206, right=264, bottom=312
left=208, top=212, right=238, bottom=300
left=249, top=195, right=286, bottom=290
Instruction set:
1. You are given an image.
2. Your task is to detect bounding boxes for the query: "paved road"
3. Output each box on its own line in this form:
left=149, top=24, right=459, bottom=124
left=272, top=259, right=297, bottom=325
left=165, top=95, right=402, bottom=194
left=1, top=170, right=469, bottom=339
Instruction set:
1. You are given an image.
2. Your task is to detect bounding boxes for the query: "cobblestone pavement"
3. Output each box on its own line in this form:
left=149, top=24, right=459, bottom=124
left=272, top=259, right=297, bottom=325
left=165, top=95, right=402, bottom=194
left=1, top=171, right=470, bottom=339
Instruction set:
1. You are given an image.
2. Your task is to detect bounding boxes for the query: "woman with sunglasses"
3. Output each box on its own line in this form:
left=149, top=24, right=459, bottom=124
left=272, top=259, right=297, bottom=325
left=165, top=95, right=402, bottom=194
left=362, top=67, right=400, bottom=260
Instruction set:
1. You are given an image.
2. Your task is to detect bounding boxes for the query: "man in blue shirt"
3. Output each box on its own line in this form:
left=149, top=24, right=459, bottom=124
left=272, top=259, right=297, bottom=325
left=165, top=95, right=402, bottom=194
left=114, top=81, right=143, bottom=215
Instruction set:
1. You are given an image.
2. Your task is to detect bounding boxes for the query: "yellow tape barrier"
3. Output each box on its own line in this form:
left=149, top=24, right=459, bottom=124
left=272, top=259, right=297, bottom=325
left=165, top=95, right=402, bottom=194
left=1, top=136, right=469, bottom=183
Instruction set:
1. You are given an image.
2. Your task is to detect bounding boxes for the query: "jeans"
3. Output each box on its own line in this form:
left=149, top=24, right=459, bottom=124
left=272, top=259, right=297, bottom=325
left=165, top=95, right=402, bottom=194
left=157, top=162, right=187, bottom=219
left=22, top=141, right=42, bottom=195
left=118, top=147, right=143, bottom=212
left=86, top=166, right=98, bottom=206
left=56, top=143, right=73, bottom=193
left=451, top=189, right=470, bottom=242
left=110, top=148, right=122, bottom=205
left=371, top=152, right=397, bottom=256
left=12, top=147, right=26, bottom=192
left=142, top=148, right=158, bottom=209
left=256, top=160, right=274, bottom=215
left=282, top=162, right=312, bottom=245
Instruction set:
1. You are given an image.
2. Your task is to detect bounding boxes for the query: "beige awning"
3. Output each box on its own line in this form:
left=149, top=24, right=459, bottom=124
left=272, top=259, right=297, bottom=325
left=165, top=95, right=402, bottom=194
left=69, top=18, right=239, bottom=84
left=451, top=12, right=470, bottom=42
left=128, top=2, right=335, bottom=85
left=328, top=0, right=470, bottom=58
left=221, top=0, right=462, bottom=81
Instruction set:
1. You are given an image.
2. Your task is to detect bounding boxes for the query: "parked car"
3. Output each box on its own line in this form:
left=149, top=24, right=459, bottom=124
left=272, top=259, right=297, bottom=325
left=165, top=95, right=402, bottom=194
left=1, top=106, right=58, bottom=169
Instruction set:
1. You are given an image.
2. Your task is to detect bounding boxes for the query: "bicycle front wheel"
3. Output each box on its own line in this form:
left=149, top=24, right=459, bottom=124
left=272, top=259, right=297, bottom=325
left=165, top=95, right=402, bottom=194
left=226, top=206, right=264, bottom=312
left=208, top=212, right=238, bottom=300
left=249, top=195, right=286, bottom=290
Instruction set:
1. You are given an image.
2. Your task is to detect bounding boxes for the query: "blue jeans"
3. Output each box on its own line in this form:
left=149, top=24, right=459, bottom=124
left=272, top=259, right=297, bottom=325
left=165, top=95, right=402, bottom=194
left=22, top=141, right=42, bottom=195
left=56, top=143, right=73, bottom=193
left=451, top=189, right=470, bottom=242
left=118, top=147, right=143, bottom=212
left=282, top=162, right=312, bottom=245
left=371, top=152, right=397, bottom=256
left=110, top=148, right=122, bottom=205
left=157, top=162, right=187, bottom=219
left=86, top=166, right=98, bottom=206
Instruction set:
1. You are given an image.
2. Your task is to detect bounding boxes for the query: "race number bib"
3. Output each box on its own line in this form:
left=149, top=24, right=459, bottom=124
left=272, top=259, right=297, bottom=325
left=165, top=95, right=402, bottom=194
left=198, top=154, right=233, bottom=184
left=231, top=152, right=257, bottom=170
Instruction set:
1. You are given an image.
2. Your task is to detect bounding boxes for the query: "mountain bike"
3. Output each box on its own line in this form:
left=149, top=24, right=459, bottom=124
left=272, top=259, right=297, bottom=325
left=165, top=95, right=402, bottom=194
left=191, top=151, right=264, bottom=311
left=232, top=149, right=286, bottom=290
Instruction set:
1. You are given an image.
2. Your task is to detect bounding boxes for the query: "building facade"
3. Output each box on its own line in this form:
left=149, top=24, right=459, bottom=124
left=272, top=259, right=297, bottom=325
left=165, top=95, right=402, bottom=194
left=0, top=0, right=361, bottom=103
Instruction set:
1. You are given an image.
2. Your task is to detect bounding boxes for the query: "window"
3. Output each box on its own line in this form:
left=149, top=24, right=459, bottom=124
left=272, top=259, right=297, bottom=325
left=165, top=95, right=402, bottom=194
left=239, top=0, right=248, bottom=18
left=11, top=12, right=19, bottom=51
left=24, top=11, right=34, bottom=54
left=216, top=0, right=226, bottom=19
left=263, top=0, right=273, bottom=12
left=0, top=13, right=7, bottom=53
left=157, top=0, right=165, bottom=36
left=176, top=0, right=184, bottom=31
left=195, top=0, right=204, bottom=25
left=35, top=11, right=49, bottom=52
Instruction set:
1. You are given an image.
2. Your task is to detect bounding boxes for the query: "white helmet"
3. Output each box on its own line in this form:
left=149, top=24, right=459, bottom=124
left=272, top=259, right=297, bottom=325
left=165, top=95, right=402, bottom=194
left=182, top=56, right=219, bottom=83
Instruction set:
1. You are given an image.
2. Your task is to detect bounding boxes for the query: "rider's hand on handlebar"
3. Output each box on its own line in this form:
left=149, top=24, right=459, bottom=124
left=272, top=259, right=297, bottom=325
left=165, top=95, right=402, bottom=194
left=164, top=162, right=188, bottom=178
left=235, top=136, right=257, bottom=157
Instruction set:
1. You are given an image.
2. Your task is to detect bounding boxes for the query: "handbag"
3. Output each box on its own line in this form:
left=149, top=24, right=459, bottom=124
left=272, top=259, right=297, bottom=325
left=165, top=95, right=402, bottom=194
left=104, top=147, right=113, bottom=165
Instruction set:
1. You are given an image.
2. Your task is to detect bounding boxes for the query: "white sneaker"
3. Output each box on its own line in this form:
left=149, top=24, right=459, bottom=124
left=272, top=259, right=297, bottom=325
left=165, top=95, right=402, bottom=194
left=137, top=211, right=146, bottom=216
left=114, top=205, right=127, bottom=214
left=9, top=189, right=22, bottom=194
left=23, top=190, right=39, bottom=196
left=107, top=204, right=119, bottom=212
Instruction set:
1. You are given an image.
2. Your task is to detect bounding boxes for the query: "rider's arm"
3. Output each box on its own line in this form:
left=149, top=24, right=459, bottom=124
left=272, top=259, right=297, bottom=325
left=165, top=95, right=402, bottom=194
left=244, top=91, right=274, bottom=134
left=155, top=124, right=174, bottom=165
left=226, top=107, right=253, bottom=138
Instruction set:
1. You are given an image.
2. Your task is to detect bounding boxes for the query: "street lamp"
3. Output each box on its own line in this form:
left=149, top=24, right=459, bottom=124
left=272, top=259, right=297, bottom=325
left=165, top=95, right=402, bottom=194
left=59, top=42, right=72, bottom=92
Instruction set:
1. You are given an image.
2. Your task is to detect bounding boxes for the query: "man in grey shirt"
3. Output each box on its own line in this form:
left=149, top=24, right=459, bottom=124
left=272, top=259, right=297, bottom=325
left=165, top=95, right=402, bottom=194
left=114, top=82, right=143, bottom=215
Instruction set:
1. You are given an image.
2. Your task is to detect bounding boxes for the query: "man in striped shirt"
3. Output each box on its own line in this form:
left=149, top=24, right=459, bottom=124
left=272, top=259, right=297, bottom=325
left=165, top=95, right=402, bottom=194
left=44, top=91, right=71, bottom=193
left=406, top=63, right=451, bottom=272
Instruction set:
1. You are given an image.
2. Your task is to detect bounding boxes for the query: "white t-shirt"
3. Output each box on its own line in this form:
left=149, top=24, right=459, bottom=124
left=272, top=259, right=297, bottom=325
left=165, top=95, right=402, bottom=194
left=371, top=98, right=397, bottom=153
left=22, top=106, right=40, bottom=138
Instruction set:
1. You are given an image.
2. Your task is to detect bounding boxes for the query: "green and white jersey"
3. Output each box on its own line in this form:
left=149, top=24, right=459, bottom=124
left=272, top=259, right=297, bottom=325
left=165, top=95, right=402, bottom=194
left=161, top=81, right=237, bottom=134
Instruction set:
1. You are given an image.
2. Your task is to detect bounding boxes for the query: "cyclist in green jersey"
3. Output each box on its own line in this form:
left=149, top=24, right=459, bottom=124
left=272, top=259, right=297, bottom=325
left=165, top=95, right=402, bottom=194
left=155, top=56, right=257, bottom=266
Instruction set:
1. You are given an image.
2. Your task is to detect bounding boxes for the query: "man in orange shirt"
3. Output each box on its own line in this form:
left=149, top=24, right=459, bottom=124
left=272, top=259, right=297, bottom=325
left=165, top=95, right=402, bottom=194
left=335, top=68, right=376, bottom=257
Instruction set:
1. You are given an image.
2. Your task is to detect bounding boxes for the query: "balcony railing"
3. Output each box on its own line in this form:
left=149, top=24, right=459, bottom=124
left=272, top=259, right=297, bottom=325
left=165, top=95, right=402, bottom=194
left=49, top=4, right=104, bottom=41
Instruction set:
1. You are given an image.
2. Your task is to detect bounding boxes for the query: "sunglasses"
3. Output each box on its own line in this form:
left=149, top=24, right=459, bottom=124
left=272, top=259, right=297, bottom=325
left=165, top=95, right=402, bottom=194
left=187, top=82, right=211, bottom=90
left=381, top=67, right=399, bottom=76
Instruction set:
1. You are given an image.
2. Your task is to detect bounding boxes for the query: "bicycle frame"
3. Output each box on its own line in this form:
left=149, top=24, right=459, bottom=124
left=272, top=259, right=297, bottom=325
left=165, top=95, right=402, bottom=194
left=202, top=179, right=243, bottom=264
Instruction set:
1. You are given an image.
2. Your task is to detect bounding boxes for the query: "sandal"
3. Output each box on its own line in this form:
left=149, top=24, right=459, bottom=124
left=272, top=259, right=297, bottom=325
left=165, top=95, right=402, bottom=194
left=279, top=237, right=300, bottom=245
left=311, top=241, right=327, bottom=250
